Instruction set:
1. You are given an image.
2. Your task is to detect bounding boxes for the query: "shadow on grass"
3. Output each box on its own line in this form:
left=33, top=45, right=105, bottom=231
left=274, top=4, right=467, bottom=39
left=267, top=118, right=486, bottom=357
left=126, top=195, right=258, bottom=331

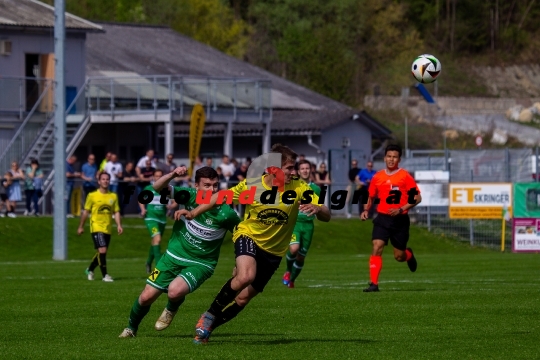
left=142, top=333, right=376, bottom=345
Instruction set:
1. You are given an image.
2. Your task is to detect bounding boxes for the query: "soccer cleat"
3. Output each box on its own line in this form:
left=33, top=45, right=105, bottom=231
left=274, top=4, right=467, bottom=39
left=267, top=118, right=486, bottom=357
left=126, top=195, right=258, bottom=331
left=119, top=328, right=136, bottom=338
left=363, top=282, right=379, bottom=292
left=287, top=281, right=295, bottom=288
left=102, top=274, right=114, bottom=282
left=145, top=263, right=152, bottom=274
left=282, top=271, right=290, bottom=285
left=193, top=312, right=215, bottom=344
left=85, top=268, right=94, bottom=281
left=155, top=308, right=178, bottom=331
left=0, top=213, right=4, bottom=218
left=406, top=247, right=417, bottom=272
left=23, top=210, right=28, bottom=216
left=7, top=212, right=16, bottom=218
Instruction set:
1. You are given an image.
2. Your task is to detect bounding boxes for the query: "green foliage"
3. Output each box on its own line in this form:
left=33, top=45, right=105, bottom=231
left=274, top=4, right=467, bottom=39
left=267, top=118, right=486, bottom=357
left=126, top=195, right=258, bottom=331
left=42, top=0, right=250, bottom=58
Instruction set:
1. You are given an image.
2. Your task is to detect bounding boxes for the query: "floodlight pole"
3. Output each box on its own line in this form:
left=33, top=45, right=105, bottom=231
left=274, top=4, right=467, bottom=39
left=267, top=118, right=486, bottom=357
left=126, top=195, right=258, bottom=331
left=53, top=0, right=67, bottom=260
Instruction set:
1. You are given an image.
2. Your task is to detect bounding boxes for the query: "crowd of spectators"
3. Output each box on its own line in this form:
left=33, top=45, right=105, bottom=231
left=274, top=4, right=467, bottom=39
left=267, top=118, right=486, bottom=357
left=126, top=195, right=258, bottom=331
left=1, top=149, right=350, bottom=218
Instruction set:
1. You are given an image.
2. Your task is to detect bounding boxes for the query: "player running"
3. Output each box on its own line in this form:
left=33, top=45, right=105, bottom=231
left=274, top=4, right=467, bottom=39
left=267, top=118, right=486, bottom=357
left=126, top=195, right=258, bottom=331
left=282, top=159, right=321, bottom=288
left=139, top=169, right=175, bottom=274
left=176, top=144, right=331, bottom=344
left=361, top=144, right=422, bottom=292
left=78, top=172, right=123, bottom=282
left=119, top=166, right=241, bottom=338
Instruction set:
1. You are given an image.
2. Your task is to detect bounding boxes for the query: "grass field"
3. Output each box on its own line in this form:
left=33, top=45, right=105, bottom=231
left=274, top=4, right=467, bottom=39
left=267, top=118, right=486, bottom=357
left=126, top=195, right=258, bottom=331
left=1, top=217, right=539, bottom=359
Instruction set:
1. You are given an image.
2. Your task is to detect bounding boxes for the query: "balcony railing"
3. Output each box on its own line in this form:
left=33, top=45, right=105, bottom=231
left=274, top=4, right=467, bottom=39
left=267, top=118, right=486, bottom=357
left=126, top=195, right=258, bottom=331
left=86, top=75, right=271, bottom=122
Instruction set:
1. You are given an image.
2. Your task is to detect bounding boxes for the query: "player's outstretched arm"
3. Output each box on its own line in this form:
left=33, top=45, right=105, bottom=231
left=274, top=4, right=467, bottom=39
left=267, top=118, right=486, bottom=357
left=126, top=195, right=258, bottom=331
left=153, top=166, right=187, bottom=192
left=179, top=192, right=221, bottom=220
left=77, top=210, right=89, bottom=235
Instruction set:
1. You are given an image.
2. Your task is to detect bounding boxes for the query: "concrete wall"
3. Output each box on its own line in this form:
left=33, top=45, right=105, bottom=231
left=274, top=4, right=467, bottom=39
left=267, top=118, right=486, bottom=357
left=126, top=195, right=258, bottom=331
left=364, top=95, right=540, bottom=116
left=0, top=30, right=86, bottom=89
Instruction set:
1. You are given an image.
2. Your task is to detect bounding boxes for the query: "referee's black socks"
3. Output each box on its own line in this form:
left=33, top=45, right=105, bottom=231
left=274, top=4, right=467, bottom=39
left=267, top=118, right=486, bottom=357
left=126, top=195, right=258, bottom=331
left=88, top=253, right=99, bottom=272
left=209, top=277, right=240, bottom=316
left=98, top=253, right=107, bottom=277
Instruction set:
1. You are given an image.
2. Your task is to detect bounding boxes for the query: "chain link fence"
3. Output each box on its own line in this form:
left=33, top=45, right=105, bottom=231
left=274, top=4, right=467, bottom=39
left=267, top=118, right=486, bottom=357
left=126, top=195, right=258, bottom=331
left=369, top=148, right=536, bottom=249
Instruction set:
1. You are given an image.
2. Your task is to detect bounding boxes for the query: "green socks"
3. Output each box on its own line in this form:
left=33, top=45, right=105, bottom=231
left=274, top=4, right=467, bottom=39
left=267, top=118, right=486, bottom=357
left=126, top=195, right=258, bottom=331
left=152, top=245, right=162, bottom=264
left=146, top=245, right=162, bottom=266
left=128, top=298, right=151, bottom=332
left=290, top=260, right=304, bottom=282
left=286, top=250, right=295, bottom=273
left=166, top=296, right=185, bottom=312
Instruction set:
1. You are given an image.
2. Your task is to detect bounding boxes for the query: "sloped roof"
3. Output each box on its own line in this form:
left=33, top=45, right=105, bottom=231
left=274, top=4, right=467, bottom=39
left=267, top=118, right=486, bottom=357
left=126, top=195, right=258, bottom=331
left=0, top=0, right=103, bottom=32
left=85, top=22, right=391, bottom=137
left=86, top=23, right=346, bottom=112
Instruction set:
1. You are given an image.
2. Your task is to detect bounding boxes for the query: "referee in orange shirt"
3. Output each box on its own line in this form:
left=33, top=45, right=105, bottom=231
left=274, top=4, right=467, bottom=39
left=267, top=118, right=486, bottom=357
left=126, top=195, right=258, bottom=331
left=361, top=144, right=422, bottom=292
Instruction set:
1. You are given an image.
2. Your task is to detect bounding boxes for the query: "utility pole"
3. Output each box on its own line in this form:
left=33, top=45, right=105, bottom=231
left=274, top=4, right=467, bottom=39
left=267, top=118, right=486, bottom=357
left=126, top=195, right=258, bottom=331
left=53, top=0, right=67, bottom=260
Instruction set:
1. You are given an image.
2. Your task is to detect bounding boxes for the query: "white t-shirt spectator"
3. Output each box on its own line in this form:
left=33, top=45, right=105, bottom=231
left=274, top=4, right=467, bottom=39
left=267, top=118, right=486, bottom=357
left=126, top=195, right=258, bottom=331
left=104, top=161, right=123, bottom=185
left=137, top=156, right=156, bottom=169
left=219, top=163, right=236, bottom=179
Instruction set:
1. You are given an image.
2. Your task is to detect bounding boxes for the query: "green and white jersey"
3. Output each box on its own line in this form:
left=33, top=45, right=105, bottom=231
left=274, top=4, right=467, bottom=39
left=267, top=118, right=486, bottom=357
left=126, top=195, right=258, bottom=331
left=297, top=182, right=321, bottom=222
left=143, top=185, right=168, bottom=224
left=166, top=187, right=241, bottom=269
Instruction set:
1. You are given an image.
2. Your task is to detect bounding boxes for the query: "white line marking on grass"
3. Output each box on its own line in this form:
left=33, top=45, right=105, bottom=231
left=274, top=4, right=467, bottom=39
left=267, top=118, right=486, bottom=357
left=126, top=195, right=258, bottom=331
left=0, top=258, right=145, bottom=265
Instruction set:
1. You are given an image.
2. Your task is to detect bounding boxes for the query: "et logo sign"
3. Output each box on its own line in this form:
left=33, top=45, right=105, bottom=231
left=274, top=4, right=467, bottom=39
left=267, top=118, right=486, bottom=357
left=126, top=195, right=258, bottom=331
left=449, top=183, right=512, bottom=219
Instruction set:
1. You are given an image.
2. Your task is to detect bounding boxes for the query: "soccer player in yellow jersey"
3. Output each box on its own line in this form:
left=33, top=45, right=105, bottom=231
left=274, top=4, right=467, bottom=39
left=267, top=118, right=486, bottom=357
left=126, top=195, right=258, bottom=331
left=177, top=144, right=331, bottom=343
left=78, top=172, right=123, bottom=282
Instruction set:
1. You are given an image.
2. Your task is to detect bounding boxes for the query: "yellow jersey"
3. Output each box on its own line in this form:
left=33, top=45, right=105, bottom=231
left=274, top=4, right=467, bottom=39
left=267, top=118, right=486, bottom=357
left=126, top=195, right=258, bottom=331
left=84, top=190, right=120, bottom=234
left=230, top=176, right=321, bottom=257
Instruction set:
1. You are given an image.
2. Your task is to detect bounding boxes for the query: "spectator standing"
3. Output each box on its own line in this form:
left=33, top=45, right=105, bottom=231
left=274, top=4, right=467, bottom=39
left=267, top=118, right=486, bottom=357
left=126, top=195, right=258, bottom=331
left=137, top=160, right=156, bottom=194
left=99, top=152, right=112, bottom=172
left=310, top=163, right=317, bottom=183
left=24, top=159, right=44, bottom=216
left=205, top=157, right=214, bottom=169
left=0, top=172, right=10, bottom=217
left=104, top=154, right=123, bottom=194
left=118, top=162, right=138, bottom=216
left=66, top=156, right=81, bottom=218
left=218, top=155, right=235, bottom=181
left=191, top=156, right=204, bottom=183
left=154, top=155, right=169, bottom=174
left=81, top=154, right=98, bottom=204
left=345, top=159, right=360, bottom=219
left=165, top=153, right=177, bottom=173
left=232, top=162, right=248, bottom=185
left=7, top=161, right=24, bottom=217
left=315, top=163, right=332, bottom=187
left=137, top=149, right=156, bottom=169
left=356, top=161, right=377, bottom=218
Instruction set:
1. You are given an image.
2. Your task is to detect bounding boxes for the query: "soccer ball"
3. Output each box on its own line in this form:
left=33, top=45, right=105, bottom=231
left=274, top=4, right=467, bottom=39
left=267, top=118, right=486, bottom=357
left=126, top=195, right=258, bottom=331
left=411, top=54, right=441, bottom=84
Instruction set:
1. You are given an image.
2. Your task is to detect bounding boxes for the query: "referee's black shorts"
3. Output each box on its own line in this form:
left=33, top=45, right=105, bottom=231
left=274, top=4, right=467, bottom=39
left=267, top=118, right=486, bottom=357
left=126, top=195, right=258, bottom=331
left=234, top=235, right=282, bottom=293
left=371, top=213, right=410, bottom=251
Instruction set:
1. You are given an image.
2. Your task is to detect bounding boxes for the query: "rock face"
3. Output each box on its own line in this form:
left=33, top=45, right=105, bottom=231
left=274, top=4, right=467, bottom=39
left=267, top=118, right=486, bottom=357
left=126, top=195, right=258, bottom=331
left=475, top=65, right=540, bottom=98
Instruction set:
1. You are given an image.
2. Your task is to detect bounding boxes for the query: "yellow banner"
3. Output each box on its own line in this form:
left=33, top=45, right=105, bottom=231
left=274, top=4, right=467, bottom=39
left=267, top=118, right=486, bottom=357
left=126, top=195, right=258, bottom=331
left=189, top=104, right=206, bottom=177
left=449, top=206, right=513, bottom=219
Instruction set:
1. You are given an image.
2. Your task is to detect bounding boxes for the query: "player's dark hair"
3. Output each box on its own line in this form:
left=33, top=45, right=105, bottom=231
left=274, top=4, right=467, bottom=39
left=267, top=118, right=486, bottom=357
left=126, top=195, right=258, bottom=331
left=298, top=159, right=311, bottom=168
left=153, top=169, right=163, bottom=176
left=195, top=166, right=219, bottom=183
left=98, top=171, right=110, bottom=180
left=385, top=144, right=402, bottom=158
left=271, top=143, right=297, bottom=166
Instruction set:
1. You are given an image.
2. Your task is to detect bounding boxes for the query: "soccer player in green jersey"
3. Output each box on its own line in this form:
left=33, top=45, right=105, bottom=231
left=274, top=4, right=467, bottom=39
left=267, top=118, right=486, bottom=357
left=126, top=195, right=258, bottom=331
left=139, top=169, right=173, bottom=274
left=119, top=166, right=241, bottom=338
left=282, top=160, right=321, bottom=288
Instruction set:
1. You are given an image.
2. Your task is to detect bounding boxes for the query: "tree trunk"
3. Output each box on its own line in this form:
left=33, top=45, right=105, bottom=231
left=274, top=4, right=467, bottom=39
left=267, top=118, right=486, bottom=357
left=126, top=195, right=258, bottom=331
left=518, top=0, right=536, bottom=31
left=451, top=0, right=456, bottom=52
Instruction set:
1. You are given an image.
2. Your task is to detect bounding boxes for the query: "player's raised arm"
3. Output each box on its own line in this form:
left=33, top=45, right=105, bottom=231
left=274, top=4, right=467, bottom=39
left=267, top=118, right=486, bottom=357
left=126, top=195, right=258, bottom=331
left=153, top=166, right=187, bottom=192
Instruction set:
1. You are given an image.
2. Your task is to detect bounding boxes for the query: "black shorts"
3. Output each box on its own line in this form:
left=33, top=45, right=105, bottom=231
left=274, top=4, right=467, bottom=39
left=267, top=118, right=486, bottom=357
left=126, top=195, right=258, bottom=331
left=92, top=232, right=111, bottom=249
left=371, top=213, right=410, bottom=251
left=234, top=235, right=282, bottom=293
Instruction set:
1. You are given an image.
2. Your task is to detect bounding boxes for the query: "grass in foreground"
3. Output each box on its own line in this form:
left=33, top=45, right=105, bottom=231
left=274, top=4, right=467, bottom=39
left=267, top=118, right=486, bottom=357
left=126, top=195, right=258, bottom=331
left=0, top=217, right=539, bottom=359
